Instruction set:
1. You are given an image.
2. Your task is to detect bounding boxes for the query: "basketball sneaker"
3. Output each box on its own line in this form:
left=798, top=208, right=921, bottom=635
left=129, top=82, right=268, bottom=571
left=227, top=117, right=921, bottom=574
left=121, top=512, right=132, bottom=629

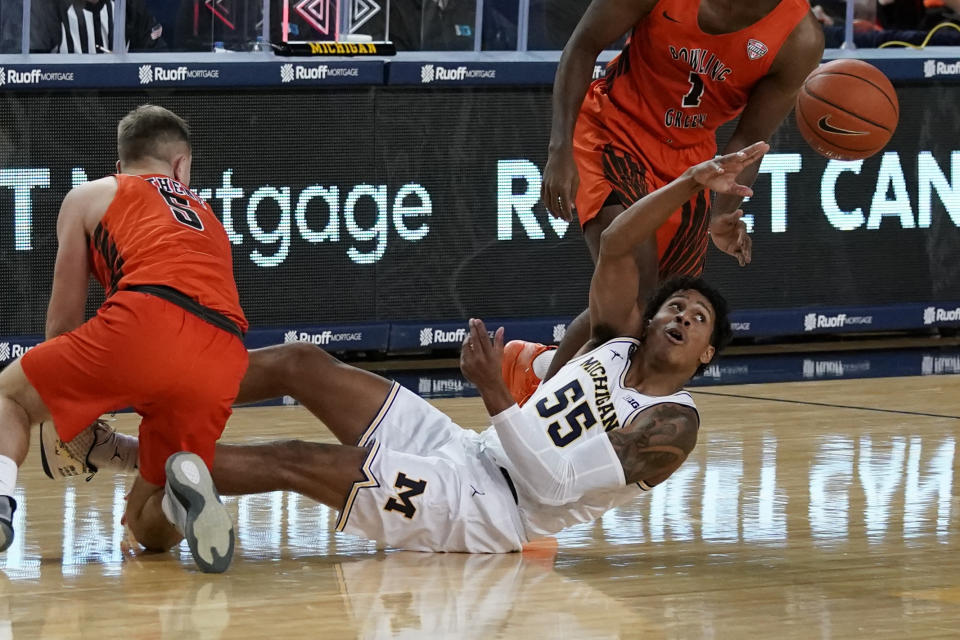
left=0, top=496, right=16, bottom=552
left=163, top=452, right=235, bottom=574
left=501, top=340, right=555, bottom=406
left=40, top=420, right=138, bottom=480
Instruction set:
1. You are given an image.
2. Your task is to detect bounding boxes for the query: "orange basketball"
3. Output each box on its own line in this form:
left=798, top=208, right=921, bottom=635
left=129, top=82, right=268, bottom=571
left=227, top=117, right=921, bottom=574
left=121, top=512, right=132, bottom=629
left=795, top=59, right=899, bottom=161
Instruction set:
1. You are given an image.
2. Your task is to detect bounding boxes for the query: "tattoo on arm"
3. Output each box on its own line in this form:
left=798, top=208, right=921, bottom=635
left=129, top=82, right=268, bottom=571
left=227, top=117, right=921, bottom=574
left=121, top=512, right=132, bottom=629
left=607, top=403, right=699, bottom=487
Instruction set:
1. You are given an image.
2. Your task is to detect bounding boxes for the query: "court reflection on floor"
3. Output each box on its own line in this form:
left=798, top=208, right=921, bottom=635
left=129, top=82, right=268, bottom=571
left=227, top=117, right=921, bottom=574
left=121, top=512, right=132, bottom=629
left=4, top=431, right=953, bottom=581
left=0, top=376, right=957, bottom=638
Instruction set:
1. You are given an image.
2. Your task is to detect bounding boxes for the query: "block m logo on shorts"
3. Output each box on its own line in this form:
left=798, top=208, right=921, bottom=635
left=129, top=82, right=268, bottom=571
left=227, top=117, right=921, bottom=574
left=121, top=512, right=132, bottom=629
left=383, top=472, right=427, bottom=519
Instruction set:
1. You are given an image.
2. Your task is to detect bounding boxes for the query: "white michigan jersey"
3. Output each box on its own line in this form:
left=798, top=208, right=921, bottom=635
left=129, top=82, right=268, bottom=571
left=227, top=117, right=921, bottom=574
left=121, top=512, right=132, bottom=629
left=480, top=337, right=698, bottom=539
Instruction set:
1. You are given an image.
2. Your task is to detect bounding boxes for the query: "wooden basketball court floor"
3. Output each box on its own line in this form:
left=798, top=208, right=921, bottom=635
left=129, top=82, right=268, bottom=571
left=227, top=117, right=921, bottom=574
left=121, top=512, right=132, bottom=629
left=2, top=373, right=959, bottom=639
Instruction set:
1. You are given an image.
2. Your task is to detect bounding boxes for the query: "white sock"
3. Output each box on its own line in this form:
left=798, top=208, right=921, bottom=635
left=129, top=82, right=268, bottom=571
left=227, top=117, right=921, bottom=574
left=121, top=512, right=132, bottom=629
left=0, top=456, right=18, bottom=497
left=161, top=493, right=184, bottom=533
left=531, top=350, right=556, bottom=379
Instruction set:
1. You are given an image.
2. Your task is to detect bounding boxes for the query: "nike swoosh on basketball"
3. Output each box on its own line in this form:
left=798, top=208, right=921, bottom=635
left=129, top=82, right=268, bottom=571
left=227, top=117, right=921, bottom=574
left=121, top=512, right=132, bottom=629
left=662, top=10, right=681, bottom=23
left=817, top=115, right=868, bottom=136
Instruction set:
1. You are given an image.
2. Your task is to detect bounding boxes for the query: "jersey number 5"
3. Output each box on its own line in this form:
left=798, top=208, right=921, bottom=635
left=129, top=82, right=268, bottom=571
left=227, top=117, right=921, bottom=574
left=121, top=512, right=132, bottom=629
left=159, top=190, right=205, bottom=231
left=682, top=72, right=704, bottom=108
left=145, top=177, right=205, bottom=231
left=535, top=380, right=598, bottom=447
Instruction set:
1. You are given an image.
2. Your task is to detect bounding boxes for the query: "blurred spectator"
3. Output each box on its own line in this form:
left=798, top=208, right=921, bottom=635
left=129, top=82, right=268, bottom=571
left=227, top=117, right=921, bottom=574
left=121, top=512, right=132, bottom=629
left=919, top=0, right=960, bottom=28
left=420, top=0, right=477, bottom=50
left=482, top=0, right=519, bottom=51
left=1, top=0, right=24, bottom=53
left=528, top=0, right=625, bottom=50
left=388, top=1, right=427, bottom=50
left=877, top=0, right=925, bottom=29
left=811, top=1, right=847, bottom=26
left=31, top=0, right=165, bottom=53
left=814, top=0, right=960, bottom=45
left=812, top=0, right=960, bottom=34
left=529, top=0, right=590, bottom=49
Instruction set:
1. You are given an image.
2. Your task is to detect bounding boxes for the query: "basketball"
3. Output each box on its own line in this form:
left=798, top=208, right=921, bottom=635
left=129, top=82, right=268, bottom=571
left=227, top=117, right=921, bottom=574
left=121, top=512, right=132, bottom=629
left=795, top=59, right=899, bottom=160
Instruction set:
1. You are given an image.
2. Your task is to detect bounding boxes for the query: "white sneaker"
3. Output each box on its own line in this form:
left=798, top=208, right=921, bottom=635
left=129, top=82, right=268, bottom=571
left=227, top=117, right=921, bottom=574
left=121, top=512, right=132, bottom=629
left=164, top=452, right=234, bottom=574
left=40, top=420, right=138, bottom=480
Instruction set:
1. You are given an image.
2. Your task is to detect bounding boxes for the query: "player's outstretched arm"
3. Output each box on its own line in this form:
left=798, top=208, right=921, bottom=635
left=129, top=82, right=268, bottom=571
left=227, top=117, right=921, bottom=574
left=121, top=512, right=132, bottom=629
left=710, top=13, right=824, bottom=265
left=607, top=402, right=699, bottom=488
left=543, top=0, right=657, bottom=221
left=461, top=318, right=628, bottom=506
left=586, top=142, right=768, bottom=347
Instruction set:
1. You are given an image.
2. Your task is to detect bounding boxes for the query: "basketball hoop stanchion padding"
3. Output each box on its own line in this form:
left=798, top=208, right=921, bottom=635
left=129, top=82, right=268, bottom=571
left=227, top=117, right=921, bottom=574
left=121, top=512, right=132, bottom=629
left=271, top=41, right=397, bottom=56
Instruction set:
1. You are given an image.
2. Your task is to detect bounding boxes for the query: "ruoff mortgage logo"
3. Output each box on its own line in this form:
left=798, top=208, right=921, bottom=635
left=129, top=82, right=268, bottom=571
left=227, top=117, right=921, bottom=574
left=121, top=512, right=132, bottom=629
left=419, top=64, right=495, bottom=83
left=922, top=355, right=960, bottom=375
left=923, top=306, right=960, bottom=325
left=0, top=67, right=74, bottom=85
left=803, top=313, right=873, bottom=331
left=552, top=323, right=567, bottom=342
left=0, top=342, right=35, bottom=362
left=139, top=65, right=220, bottom=85
left=283, top=329, right=363, bottom=345
left=923, top=59, right=960, bottom=78
left=418, top=327, right=468, bottom=347
left=802, top=358, right=870, bottom=379
left=700, top=364, right=750, bottom=379
left=418, top=376, right=468, bottom=396
left=279, top=64, right=360, bottom=83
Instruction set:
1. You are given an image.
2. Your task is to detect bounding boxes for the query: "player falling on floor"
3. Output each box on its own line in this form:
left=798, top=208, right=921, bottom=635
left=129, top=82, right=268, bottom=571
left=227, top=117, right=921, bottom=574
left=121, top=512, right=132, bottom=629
left=505, top=0, right=825, bottom=402
left=46, top=143, right=767, bottom=553
left=0, top=105, right=247, bottom=573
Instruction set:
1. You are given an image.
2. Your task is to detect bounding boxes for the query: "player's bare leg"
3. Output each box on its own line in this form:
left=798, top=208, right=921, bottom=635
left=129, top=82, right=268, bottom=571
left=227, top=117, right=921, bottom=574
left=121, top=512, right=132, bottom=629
left=236, top=343, right=395, bottom=445
left=124, top=475, right=181, bottom=551
left=211, top=440, right=367, bottom=508
left=544, top=204, right=658, bottom=381
left=0, top=360, right=52, bottom=550
left=0, top=361, right=46, bottom=465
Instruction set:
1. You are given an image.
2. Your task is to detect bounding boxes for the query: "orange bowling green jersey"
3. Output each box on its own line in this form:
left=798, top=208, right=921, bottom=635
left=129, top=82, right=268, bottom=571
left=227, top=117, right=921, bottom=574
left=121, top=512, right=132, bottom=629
left=89, top=173, right=248, bottom=333
left=579, top=0, right=809, bottom=180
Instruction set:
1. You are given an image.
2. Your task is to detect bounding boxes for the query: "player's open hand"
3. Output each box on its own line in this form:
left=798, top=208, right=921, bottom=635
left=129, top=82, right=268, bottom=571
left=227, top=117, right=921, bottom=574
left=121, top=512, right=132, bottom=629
left=689, top=141, right=769, bottom=196
left=459, top=318, right=506, bottom=390
left=541, top=148, right=580, bottom=221
left=709, top=209, right=752, bottom=267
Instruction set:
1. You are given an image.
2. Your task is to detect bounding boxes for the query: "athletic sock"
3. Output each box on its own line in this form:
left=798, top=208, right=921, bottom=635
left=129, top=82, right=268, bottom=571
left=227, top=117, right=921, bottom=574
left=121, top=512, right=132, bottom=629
left=161, top=493, right=184, bottom=534
left=0, top=455, right=18, bottom=497
left=87, top=431, right=139, bottom=473
left=531, top=350, right=556, bottom=379
left=0, top=456, right=18, bottom=552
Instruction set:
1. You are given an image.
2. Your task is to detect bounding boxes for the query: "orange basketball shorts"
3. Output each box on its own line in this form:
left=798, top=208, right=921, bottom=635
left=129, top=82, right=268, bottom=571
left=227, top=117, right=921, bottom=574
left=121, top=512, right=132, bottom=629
left=573, top=118, right=712, bottom=278
left=21, top=290, right=248, bottom=485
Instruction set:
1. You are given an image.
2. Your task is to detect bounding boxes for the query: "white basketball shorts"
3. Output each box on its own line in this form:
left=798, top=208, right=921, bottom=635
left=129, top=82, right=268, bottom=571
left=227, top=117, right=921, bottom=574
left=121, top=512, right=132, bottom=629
left=335, top=383, right=528, bottom=553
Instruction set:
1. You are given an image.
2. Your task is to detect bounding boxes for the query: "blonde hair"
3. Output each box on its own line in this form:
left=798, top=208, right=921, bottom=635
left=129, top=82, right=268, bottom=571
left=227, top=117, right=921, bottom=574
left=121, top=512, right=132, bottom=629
left=117, top=104, right=191, bottom=165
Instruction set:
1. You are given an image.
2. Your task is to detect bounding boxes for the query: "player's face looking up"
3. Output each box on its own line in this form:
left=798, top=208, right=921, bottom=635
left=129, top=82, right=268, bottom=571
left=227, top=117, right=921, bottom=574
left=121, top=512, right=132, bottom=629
left=644, top=290, right=716, bottom=374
